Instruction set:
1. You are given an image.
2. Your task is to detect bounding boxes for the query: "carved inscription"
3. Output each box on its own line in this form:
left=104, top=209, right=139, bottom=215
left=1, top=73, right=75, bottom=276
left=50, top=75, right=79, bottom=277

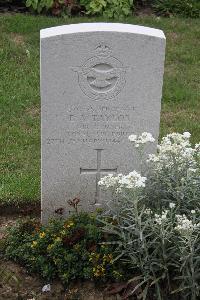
left=46, top=104, right=135, bottom=145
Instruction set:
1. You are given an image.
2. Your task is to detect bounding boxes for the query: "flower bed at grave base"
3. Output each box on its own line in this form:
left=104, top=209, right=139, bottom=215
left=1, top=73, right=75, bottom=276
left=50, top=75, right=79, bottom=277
left=3, top=132, right=200, bottom=300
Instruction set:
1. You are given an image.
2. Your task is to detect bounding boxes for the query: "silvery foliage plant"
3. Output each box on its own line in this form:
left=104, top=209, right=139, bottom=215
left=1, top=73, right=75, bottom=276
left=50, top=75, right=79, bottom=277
left=98, top=132, right=200, bottom=300
left=146, top=132, right=200, bottom=213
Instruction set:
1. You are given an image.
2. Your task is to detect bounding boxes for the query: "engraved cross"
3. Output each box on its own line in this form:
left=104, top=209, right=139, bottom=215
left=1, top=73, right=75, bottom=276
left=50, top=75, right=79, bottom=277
left=80, top=149, right=117, bottom=204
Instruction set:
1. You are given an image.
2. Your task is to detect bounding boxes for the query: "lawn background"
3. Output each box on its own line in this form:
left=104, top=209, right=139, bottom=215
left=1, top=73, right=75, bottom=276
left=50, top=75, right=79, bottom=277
left=0, top=14, right=200, bottom=206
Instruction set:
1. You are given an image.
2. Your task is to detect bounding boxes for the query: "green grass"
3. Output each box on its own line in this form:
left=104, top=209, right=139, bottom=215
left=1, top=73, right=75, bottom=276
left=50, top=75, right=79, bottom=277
left=0, top=14, right=200, bottom=206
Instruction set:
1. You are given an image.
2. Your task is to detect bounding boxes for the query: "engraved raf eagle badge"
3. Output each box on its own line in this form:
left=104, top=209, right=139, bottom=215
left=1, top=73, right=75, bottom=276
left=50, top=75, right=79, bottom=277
left=72, top=44, right=126, bottom=100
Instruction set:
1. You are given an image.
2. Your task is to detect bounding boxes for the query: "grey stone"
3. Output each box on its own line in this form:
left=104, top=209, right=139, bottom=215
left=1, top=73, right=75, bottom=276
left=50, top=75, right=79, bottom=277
left=40, top=23, right=166, bottom=223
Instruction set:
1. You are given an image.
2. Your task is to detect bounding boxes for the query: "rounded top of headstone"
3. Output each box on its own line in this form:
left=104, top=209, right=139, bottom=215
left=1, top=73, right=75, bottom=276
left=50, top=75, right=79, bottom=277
left=40, top=23, right=165, bottom=40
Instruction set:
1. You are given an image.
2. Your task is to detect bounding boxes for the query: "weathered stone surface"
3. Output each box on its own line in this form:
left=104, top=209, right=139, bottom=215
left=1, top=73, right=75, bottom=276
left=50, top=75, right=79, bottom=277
left=41, top=23, right=166, bottom=223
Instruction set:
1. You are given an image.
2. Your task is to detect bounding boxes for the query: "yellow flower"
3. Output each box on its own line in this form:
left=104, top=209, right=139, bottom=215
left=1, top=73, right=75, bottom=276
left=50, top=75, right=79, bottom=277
left=64, top=221, right=74, bottom=229
left=39, top=232, right=46, bottom=238
left=103, top=253, right=113, bottom=264
left=31, top=241, right=37, bottom=248
left=100, top=266, right=105, bottom=273
left=68, top=222, right=74, bottom=228
left=93, top=265, right=105, bottom=277
left=47, top=244, right=53, bottom=251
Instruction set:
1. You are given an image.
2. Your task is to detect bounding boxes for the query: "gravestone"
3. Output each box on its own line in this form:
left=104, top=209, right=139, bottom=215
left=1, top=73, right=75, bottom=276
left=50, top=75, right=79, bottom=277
left=41, top=23, right=166, bottom=223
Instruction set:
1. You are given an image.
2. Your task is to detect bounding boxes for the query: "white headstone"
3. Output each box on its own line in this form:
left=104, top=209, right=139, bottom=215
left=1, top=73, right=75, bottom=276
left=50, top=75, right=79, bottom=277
left=41, top=23, right=166, bottom=223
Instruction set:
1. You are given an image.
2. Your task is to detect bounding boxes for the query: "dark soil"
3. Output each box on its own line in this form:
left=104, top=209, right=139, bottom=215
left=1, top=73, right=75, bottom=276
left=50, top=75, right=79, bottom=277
left=0, top=259, right=122, bottom=299
left=0, top=0, right=27, bottom=14
left=0, top=202, right=41, bottom=217
left=0, top=259, right=119, bottom=300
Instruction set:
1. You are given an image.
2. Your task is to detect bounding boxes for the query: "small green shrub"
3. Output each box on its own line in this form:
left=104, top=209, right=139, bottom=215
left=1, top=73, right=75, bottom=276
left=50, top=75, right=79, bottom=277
left=80, top=0, right=134, bottom=18
left=26, top=0, right=53, bottom=13
left=153, top=0, right=200, bottom=18
left=5, top=213, right=125, bottom=285
left=25, top=0, right=134, bottom=18
left=25, top=0, right=81, bottom=16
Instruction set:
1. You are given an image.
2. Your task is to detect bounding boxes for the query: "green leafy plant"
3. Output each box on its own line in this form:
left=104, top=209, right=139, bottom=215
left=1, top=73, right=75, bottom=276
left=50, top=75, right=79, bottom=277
left=25, top=0, right=80, bottom=16
left=5, top=214, right=125, bottom=285
left=153, top=0, right=200, bottom=18
left=80, top=0, right=134, bottom=18
left=26, top=0, right=53, bottom=13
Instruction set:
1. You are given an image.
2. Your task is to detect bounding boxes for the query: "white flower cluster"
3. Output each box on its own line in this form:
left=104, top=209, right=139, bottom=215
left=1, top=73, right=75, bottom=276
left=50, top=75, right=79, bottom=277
left=98, top=173, right=120, bottom=189
left=154, top=210, right=169, bottom=225
left=154, top=211, right=200, bottom=235
left=147, top=132, right=199, bottom=172
left=120, top=171, right=146, bottom=189
left=98, top=171, right=146, bottom=192
left=175, top=214, right=200, bottom=233
left=169, top=202, right=176, bottom=209
left=128, top=132, right=155, bottom=148
left=99, top=131, right=199, bottom=195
